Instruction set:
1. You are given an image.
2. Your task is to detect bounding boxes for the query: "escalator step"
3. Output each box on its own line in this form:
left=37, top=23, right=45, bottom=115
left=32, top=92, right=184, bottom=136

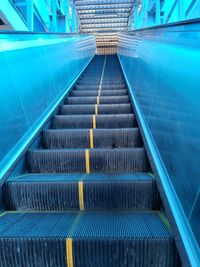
left=70, top=90, right=128, bottom=97
left=0, top=212, right=180, bottom=267
left=52, top=114, right=136, bottom=129
left=6, top=173, right=160, bottom=211
left=60, top=104, right=133, bottom=115
left=28, top=148, right=149, bottom=173
left=74, top=84, right=126, bottom=90
left=42, top=128, right=142, bottom=149
left=77, top=80, right=124, bottom=85
left=2, top=54, right=180, bottom=266
left=65, top=96, right=130, bottom=105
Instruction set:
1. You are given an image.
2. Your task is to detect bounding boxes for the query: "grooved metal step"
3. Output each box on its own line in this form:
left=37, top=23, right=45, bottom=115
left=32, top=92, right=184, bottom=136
left=52, top=114, right=136, bottom=129
left=0, top=212, right=180, bottom=267
left=70, top=89, right=128, bottom=97
left=5, top=173, right=160, bottom=211
left=60, top=103, right=133, bottom=115
left=28, top=148, right=149, bottom=173
left=2, top=54, right=180, bottom=267
left=74, top=84, right=126, bottom=90
left=42, top=128, right=141, bottom=149
left=77, top=80, right=124, bottom=85
left=65, top=96, right=130, bottom=105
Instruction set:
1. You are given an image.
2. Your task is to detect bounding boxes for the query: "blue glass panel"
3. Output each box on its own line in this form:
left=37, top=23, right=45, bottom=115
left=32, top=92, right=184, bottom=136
left=0, top=33, right=96, bottom=175
left=118, top=21, right=200, bottom=263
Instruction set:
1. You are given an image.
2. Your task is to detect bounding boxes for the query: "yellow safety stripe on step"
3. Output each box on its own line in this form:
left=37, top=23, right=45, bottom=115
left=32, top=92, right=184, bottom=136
left=158, top=211, right=171, bottom=230
left=78, top=181, right=84, bottom=211
left=96, top=96, right=100, bottom=105
left=93, top=115, right=96, bottom=129
left=148, top=172, right=154, bottom=178
left=66, top=238, right=73, bottom=267
left=100, top=55, right=107, bottom=84
left=0, top=212, right=6, bottom=218
left=98, top=56, right=107, bottom=92
left=95, top=104, right=98, bottom=115
left=98, top=90, right=101, bottom=97
left=85, top=149, right=90, bottom=174
left=89, top=129, right=94, bottom=149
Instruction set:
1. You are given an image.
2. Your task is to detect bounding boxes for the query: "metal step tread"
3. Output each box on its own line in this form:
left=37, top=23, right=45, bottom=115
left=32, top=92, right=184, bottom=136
left=7, top=172, right=153, bottom=182
left=0, top=211, right=171, bottom=238
left=0, top=212, right=180, bottom=267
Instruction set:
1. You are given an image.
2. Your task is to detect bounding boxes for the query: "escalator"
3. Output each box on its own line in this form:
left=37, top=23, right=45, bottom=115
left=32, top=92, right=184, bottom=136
left=1, top=55, right=181, bottom=266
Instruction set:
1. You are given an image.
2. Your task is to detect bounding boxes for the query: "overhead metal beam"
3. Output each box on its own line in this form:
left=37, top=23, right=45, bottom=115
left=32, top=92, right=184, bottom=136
left=134, top=0, right=138, bottom=29
left=76, top=3, right=132, bottom=8
left=27, top=0, right=34, bottom=31
left=82, top=27, right=126, bottom=33
left=76, top=4, right=133, bottom=10
left=97, top=42, right=118, bottom=45
left=80, top=18, right=128, bottom=24
left=156, top=0, right=161, bottom=25
left=178, top=0, right=185, bottom=20
left=81, top=23, right=128, bottom=28
left=79, top=13, right=129, bottom=19
left=52, top=0, right=57, bottom=32
left=78, top=8, right=132, bottom=14
left=75, top=0, right=133, bottom=5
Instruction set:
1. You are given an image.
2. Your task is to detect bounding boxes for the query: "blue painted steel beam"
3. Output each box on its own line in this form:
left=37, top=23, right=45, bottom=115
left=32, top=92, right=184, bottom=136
left=156, top=0, right=161, bottom=24
left=178, top=0, right=185, bottom=20
left=134, top=0, right=139, bottom=29
left=27, top=0, right=34, bottom=31
left=52, top=0, right=57, bottom=32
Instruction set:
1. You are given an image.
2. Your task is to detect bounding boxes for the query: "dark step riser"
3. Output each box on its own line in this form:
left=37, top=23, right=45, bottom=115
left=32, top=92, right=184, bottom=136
left=42, top=129, right=141, bottom=149
left=65, top=97, right=130, bottom=105
left=75, top=85, right=126, bottom=90
left=70, top=90, right=128, bottom=97
left=0, top=238, right=180, bottom=267
left=52, top=115, right=136, bottom=129
left=60, top=104, right=133, bottom=115
left=28, top=149, right=149, bottom=173
left=78, top=81, right=124, bottom=85
left=6, top=180, right=160, bottom=211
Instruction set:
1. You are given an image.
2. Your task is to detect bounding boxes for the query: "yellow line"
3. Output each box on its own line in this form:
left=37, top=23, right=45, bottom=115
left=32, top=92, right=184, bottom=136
left=0, top=212, right=6, bottom=219
left=95, top=104, right=98, bottom=115
left=148, top=172, right=154, bottom=178
left=93, top=115, right=96, bottom=129
left=85, top=149, right=90, bottom=174
left=96, top=96, right=100, bottom=105
left=89, top=129, right=94, bottom=149
left=78, top=181, right=84, bottom=211
left=66, top=238, right=73, bottom=267
left=100, top=55, right=107, bottom=85
left=98, top=90, right=101, bottom=97
left=158, top=211, right=171, bottom=230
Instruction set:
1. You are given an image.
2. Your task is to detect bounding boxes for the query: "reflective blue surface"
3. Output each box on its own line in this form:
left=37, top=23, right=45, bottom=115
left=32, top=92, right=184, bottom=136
left=0, top=33, right=95, bottom=176
left=118, top=21, right=200, bottom=263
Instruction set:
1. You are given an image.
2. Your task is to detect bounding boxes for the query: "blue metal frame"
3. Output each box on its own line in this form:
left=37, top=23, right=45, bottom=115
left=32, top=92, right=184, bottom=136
left=128, top=0, right=200, bottom=29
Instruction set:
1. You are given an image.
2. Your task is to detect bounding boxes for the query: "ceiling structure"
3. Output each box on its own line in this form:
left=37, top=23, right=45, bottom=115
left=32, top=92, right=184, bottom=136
left=74, top=0, right=134, bottom=54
